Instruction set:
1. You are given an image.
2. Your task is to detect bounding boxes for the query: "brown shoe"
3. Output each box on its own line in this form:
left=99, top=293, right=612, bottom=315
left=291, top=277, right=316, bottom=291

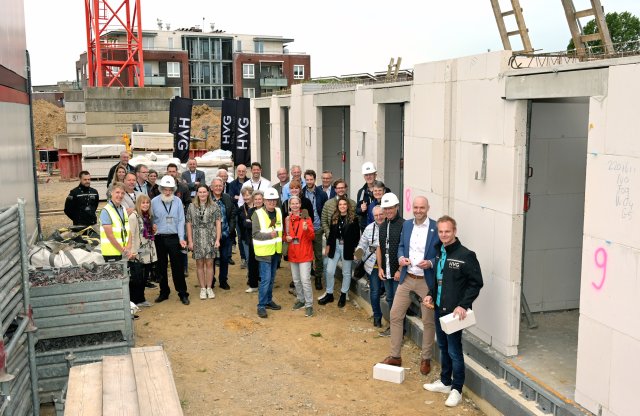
left=420, top=359, right=431, bottom=375
left=381, top=356, right=402, bottom=366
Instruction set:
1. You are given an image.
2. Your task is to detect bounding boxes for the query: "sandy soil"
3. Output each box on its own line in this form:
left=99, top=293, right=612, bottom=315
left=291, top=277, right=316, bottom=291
left=38, top=176, right=484, bottom=416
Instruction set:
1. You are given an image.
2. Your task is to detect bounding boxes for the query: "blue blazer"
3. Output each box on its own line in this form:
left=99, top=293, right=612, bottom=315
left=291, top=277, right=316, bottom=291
left=397, top=218, right=438, bottom=287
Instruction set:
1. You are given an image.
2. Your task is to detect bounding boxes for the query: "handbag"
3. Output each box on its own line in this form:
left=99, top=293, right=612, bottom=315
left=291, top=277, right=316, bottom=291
left=353, top=223, right=376, bottom=279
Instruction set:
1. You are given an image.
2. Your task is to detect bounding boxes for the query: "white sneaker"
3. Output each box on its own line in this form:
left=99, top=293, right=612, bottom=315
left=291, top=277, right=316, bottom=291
left=206, top=288, right=215, bottom=299
left=245, top=287, right=258, bottom=293
left=200, top=288, right=207, bottom=300
left=423, top=380, right=452, bottom=394
left=317, top=292, right=327, bottom=301
left=445, top=389, right=462, bottom=407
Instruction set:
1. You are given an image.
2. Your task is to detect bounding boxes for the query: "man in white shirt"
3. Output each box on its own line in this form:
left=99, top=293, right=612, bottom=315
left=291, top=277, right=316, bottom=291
left=181, top=158, right=206, bottom=198
left=242, top=161, right=271, bottom=192
left=379, top=196, right=438, bottom=377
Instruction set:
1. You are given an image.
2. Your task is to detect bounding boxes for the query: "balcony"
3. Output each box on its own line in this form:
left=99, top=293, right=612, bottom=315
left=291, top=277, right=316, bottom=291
left=260, top=77, right=287, bottom=87
left=135, top=76, right=166, bottom=86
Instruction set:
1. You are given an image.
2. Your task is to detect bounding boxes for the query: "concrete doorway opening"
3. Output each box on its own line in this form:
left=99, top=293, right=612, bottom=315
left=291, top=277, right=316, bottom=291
left=519, top=98, right=589, bottom=400
left=258, top=108, right=271, bottom=175
left=321, top=106, right=350, bottom=181
left=382, top=103, right=404, bottom=203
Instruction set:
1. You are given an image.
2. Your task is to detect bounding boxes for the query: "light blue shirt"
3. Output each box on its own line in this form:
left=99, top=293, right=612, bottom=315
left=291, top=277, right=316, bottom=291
left=151, top=195, right=185, bottom=240
left=281, top=177, right=306, bottom=202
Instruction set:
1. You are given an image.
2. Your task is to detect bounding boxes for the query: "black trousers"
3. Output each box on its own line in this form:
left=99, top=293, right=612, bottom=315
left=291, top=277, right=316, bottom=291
left=128, top=261, right=146, bottom=304
left=155, top=234, right=188, bottom=298
left=247, top=242, right=259, bottom=289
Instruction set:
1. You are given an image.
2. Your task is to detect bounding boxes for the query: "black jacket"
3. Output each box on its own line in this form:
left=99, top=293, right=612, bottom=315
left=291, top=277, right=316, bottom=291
left=106, top=162, right=134, bottom=187
left=282, top=196, right=313, bottom=219
left=356, top=183, right=391, bottom=230
left=64, top=184, right=99, bottom=226
left=431, top=239, right=483, bottom=314
left=238, top=203, right=254, bottom=245
left=378, top=212, right=405, bottom=276
left=212, top=193, right=236, bottom=238
left=326, top=217, right=360, bottom=260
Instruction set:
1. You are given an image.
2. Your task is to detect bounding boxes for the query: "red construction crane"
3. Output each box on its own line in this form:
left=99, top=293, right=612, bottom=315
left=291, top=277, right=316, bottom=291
left=84, top=0, right=145, bottom=87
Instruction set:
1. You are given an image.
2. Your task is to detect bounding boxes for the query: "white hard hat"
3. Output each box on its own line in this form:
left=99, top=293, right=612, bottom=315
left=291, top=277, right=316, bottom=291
left=159, top=175, right=176, bottom=188
left=264, top=188, right=279, bottom=200
left=380, top=192, right=399, bottom=208
left=362, top=162, right=377, bottom=175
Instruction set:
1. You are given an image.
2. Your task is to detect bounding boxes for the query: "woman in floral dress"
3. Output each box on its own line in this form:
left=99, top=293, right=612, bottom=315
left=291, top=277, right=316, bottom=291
left=186, top=184, right=222, bottom=300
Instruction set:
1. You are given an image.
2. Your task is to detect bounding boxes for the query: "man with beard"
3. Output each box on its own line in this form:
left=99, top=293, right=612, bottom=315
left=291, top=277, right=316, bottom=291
left=151, top=175, right=190, bottom=305
left=64, top=170, right=99, bottom=226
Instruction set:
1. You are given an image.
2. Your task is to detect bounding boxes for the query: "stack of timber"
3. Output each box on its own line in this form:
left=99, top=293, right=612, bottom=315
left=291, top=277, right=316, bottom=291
left=62, top=346, right=183, bottom=415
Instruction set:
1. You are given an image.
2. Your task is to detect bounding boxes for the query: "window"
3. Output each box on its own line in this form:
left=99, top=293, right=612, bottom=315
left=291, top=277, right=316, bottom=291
left=144, top=63, right=152, bottom=77
left=254, top=41, right=264, bottom=53
left=243, top=63, right=255, bottom=79
left=167, top=62, right=180, bottom=78
left=243, top=88, right=255, bottom=98
left=142, top=36, right=154, bottom=49
left=293, top=65, right=304, bottom=80
left=168, top=37, right=174, bottom=49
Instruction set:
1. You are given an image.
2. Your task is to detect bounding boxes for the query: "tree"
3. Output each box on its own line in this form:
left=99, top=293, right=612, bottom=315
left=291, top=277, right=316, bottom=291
left=567, top=11, right=640, bottom=54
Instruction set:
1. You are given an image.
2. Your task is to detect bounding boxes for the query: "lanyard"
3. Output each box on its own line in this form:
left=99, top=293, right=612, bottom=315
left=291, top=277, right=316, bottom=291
left=126, top=192, right=136, bottom=204
left=162, top=201, right=173, bottom=215
left=109, top=201, right=127, bottom=244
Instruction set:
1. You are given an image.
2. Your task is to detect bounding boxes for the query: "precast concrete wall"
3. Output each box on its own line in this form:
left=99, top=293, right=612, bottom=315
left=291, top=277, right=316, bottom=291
left=574, top=63, right=640, bottom=416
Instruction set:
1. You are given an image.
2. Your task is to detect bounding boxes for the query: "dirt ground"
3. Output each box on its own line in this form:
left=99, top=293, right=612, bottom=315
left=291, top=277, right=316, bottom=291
left=38, top=176, right=484, bottom=416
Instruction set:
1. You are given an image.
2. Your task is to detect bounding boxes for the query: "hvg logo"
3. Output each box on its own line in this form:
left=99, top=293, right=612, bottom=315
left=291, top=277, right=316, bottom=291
left=177, top=117, right=190, bottom=150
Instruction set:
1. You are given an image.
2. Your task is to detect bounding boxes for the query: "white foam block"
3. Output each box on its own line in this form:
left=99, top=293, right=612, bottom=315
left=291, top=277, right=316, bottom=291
left=373, top=363, right=405, bottom=384
left=439, top=309, right=476, bottom=335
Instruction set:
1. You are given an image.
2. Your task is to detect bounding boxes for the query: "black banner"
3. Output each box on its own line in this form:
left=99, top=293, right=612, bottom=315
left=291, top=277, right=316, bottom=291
left=235, top=97, right=251, bottom=166
left=169, top=96, right=193, bottom=163
left=221, top=98, right=237, bottom=152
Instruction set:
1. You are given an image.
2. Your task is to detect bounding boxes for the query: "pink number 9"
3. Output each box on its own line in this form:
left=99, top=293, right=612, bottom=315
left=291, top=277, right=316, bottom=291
left=592, top=247, right=607, bottom=291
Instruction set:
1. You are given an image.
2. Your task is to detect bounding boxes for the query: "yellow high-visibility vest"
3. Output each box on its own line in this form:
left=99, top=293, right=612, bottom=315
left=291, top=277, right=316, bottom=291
left=100, top=203, right=129, bottom=256
left=253, top=207, right=283, bottom=256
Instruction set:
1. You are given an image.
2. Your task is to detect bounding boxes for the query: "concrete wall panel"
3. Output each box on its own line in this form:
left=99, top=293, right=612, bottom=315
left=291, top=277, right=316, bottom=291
left=575, top=315, right=612, bottom=414
left=604, top=65, right=640, bottom=157
left=583, top=154, right=639, bottom=248
left=609, top=332, right=640, bottom=416
left=409, top=83, right=445, bottom=140
left=456, top=79, right=505, bottom=145
left=413, top=60, right=449, bottom=85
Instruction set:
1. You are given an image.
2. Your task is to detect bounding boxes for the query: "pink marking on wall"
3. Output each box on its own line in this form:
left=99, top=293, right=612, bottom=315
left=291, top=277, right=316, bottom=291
left=404, top=188, right=411, bottom=212
left=592, top=247, right=608, bottom=291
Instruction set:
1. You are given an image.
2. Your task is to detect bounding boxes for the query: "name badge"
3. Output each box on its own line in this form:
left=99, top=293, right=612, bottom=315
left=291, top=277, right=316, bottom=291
left=166, top=216, right=174, bottom=225
left=292, top=238, right=300, bottom=245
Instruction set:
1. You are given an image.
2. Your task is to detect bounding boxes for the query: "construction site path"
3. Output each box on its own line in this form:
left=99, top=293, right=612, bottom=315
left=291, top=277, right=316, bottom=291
left=38, top=176, right=485, bottom=416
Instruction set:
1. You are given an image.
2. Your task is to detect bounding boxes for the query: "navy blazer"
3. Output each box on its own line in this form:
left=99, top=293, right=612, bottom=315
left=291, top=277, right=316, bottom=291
left=181, top=169, right=206, bottom=192
left=397, top=218, right=438, bottom=287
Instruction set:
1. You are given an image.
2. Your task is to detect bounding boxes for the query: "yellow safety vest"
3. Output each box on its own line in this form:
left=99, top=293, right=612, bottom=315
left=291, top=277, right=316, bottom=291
left=253, top=207, right=283, bottom=257
left=100, top=203, right=129, bottom=256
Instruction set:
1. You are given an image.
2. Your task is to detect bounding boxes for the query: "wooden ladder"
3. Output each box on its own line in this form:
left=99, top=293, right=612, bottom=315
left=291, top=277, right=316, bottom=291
left=489, top=0, right=534, bottom=53
left=63, top=346, right=183, bottom=416
left=560, top=0, right=614, bottom=57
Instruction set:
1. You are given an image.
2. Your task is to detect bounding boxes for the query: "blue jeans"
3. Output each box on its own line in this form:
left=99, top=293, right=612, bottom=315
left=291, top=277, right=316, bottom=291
left=217, top=236, right=232, bottom=285
left=258, top=254, right=280, bottom=309
left=325, top=243, right=352, bottom=294
left=368, top=269, right=383, bottom=320
left=435, top=308, right=465, bottom=393
left=383, top=278, right=399, bottom=310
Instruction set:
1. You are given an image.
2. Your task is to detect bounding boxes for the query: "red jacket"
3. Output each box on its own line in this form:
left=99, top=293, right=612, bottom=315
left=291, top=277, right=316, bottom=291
left=285, top=214, right=315, bottom=263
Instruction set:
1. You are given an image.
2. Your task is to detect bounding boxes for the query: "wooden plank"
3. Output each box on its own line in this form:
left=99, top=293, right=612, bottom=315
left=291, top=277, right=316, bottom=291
left=64, top=362, right=103, bottom=416
left=574, top=8, right=595, bottom=19
left=131, top=347, right=183, bottom=416
left=102, top=355, right=140, bottom=416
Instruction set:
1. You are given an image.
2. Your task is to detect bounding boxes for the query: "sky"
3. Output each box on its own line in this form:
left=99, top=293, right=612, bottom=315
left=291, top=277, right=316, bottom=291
left=23, top=0, right=640, bottom=86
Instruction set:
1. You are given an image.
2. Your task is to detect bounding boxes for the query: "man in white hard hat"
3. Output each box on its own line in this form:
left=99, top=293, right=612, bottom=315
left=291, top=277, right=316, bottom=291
left=356, top=162, right=390, bottom=232
left=151, top=175, right=190, bottom=305
left=374, top=192, right=404, bottom=336
left=252, top=187, right=284, bottom=318
left=380, top=195, right=438, bottom=378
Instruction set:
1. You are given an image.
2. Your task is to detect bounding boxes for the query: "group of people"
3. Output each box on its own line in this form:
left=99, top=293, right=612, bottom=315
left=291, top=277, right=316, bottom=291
left=65, top=154, right=484, bottom=407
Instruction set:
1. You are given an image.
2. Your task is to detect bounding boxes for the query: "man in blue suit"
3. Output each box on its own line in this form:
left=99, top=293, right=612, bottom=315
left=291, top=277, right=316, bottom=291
left=380, top=196, right=438, bottom=376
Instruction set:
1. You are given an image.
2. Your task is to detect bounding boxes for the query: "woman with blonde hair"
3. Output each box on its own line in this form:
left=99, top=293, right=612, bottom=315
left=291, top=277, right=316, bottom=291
left=126, top=193, right=157, bottom=307
left=186, top=184, right=222, bottom=299
left=320, top=196, right=361, bottom=307
left=107, top=166, right=128, bottom=200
